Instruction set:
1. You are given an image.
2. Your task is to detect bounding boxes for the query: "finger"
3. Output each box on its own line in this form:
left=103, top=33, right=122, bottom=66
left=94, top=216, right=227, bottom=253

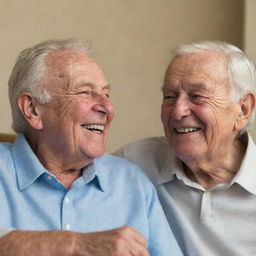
left=129, top=244, right=150, bottom=256
left=124, top=226, right=147, bottom=247
left=118, top=226, right=149, bottom=256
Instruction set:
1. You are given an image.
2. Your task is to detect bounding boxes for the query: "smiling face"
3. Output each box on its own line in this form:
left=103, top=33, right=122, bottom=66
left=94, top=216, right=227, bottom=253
left=161, top=51, right=242, bottom=162
left=37, top=49, right=114, bottom=166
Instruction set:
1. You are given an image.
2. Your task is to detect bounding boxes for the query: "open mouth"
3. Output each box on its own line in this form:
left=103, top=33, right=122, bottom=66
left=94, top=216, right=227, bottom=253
left=81, top=124, right=104, bottom=133
left=174, top=127, right=200, bottom=134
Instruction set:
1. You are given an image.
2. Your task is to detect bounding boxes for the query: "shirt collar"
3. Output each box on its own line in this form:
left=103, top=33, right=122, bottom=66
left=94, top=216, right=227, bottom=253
left=91, top=155, right=113, bottom=192
left=156, top=151, right=201, bottom=189
left=156, top=145, right=180, bottom=185
left=12, top=134, right=106, bottom=192
left=230, top=133, right=256, bottom=195
left=156, top=132, right=256, bottom=195
left=12, top=134, right=47, bottom=191
left=81, top=160, right=105, bottom=192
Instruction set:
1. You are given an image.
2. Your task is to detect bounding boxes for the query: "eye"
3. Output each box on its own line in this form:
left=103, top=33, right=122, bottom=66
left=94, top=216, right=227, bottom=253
left=163, top=95, right=177, bottom=100
left=163, top=94, right=177, bottom=106
left=191, top=94, right=202, bottom=98
left=79, top=90, right=92, bottom=96
left=190, top=94, right=206, bottom=104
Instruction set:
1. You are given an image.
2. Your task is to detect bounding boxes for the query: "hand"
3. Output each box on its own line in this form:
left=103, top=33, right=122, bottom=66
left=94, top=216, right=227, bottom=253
left=74, top=226, right=150, bottom=256
left=0, top=226, right=150, bottom=256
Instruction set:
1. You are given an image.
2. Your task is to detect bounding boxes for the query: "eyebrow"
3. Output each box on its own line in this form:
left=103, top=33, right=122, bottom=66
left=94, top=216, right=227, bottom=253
left=189, top=83, right=207, bottom=90
left=161, top=84, right=169, bottom=92
left=161, top=82, right=208, bottom=92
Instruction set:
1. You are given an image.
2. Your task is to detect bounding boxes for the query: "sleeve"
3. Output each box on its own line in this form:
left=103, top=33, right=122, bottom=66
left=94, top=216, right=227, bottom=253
left=147, top=186, right=183, bottom=256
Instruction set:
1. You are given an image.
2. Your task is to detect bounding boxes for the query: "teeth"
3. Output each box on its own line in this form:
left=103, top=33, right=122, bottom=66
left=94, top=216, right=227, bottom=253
left=83, top=124, right=104, bottom=131
left=176, top=127, right=199, bottom=133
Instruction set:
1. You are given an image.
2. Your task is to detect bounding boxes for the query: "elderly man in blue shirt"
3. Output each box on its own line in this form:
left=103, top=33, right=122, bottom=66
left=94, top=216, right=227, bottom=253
left=0, top=39, right=182, bottom=256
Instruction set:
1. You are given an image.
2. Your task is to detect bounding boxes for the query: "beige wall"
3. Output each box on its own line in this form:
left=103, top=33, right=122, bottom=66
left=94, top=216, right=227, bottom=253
left=244, top=0, right=256, bottom=139
left=0, top=0, right=244, bottom=152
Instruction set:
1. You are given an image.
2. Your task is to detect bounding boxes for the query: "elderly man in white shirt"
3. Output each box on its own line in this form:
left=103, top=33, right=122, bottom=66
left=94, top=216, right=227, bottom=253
left=115, top=41, right=256, bottom=256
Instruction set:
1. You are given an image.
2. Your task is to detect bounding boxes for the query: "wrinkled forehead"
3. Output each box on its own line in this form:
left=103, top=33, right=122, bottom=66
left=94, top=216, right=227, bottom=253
left=44, top=49, right=105, bottom=89
left=46, top=49, right=98, bottom=73
left=165, top=51, right=229, bottom=82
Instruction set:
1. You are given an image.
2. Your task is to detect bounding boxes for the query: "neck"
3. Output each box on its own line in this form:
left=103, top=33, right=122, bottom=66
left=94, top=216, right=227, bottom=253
left=46, top=166, right=83, bottom=189
left=182, top=137, right=247, bottom=189
left=26, top=133, right=91, bottom=189
left=37, top=150, right=89, bottom=189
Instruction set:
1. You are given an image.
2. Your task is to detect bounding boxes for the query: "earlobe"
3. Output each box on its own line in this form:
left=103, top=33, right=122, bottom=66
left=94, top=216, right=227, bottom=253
left=18, top=93, right=43, bottom=130
left=235, top=92, right=256, bottom=131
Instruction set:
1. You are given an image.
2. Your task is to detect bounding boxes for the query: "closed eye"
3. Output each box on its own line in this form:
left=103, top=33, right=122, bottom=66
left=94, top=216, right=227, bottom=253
left=163, top=95, right=176, bottom=100
left=190, top=94, right=208, bottom=104
left=80, top=90, right=92, bottom=95
left=191, top=94, right=202, bottom=98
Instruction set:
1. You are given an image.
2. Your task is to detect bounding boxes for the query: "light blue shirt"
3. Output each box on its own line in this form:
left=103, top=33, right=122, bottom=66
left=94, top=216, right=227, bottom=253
left=0, top=134, right=182, bottom=256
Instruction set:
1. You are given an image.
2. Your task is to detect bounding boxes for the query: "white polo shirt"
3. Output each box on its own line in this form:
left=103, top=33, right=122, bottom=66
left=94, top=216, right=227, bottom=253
left=114, top=133, right=256, bottom=256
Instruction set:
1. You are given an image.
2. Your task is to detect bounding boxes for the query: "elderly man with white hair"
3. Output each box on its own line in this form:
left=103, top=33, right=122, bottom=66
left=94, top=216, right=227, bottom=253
left=0, top=39, right=183, bottom=256
left=115, top=41, right=256, bottom=256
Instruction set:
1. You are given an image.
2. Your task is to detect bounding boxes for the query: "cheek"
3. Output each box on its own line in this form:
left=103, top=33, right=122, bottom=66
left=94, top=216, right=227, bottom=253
left=205, top=108, right=229, bottom=128
left=57, top=97, right=75, bottom=122
left=106, top=99, right=115, bottom=115
left=62, top=97, right=90, bottom=123
left=107, top=103, right=115, bottom=123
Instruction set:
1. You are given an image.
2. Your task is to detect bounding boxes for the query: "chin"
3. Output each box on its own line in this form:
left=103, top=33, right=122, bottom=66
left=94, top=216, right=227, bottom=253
left=174, top=147, right=200, bottom=162
left=86, top=147, right=106, bottom=159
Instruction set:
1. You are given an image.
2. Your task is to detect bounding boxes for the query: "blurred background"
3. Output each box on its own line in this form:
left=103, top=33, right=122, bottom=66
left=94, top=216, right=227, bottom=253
left=0, top=0, right=255, bottom=152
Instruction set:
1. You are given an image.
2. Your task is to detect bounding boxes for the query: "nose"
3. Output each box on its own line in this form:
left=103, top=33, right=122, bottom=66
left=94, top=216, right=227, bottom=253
left=92, top=94, right=115, bottom=117
left=170, top=95, right=191, bottom=120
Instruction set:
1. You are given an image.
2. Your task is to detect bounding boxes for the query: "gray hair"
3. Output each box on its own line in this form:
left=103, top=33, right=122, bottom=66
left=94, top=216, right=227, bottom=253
left=8, top=39, right=91, bottom=133
left=170, top=40, right=256, bottom=133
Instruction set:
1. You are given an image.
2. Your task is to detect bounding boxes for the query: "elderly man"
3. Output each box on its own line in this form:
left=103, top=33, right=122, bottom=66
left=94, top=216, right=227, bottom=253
left=115, top=41, right=256, bottom=256
left=0, top=39, right=182, bottom=256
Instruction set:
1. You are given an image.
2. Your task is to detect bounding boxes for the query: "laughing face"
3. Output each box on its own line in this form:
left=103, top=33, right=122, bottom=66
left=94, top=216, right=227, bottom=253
left=38, top=49, right=114, bottom=165
left=161, top=51, right=242, bottom=162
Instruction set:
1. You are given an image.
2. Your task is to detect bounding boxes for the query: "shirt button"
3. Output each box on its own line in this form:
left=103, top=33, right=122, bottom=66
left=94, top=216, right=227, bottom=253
left=64, top=197, right=70, bottom=203
left=65, top=224, right=71, bottom=230
left=47, top=175, right=52, bottom=180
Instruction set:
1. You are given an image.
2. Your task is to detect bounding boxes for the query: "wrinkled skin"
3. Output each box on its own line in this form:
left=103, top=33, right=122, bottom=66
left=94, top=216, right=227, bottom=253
left=161, top=51, right=254, bottom=188
left=0, top=226, right=150, bottom=256
left=20, top=49, right=115, bottom=187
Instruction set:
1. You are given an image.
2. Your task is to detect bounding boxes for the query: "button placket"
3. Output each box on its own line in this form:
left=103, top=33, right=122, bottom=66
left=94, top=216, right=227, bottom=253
left=200, top=191, right=213, bottom=220
left=62, top=192, right=74, bottom=231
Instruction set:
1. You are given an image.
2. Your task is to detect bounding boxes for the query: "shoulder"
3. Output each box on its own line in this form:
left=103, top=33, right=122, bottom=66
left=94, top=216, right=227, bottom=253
left=0, top=142, right=15, bottom=177
left=115, top=136, right=168, bottom=153
left=113, top=137, right=170, bottom=183
left=95, top=153, right=154, bottom=187
left=0, top=142, right=12, bottom=159
left=114, top=136, right=169, bottom=161
left=96, top=153, right=146, bottom=175
left=96, top=153, right=140, bottom=168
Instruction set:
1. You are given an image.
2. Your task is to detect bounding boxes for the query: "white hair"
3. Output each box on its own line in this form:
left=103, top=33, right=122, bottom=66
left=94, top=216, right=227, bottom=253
left=170, top=40, right=256, bottom=133
left=8, top=39, right=91, bottom=133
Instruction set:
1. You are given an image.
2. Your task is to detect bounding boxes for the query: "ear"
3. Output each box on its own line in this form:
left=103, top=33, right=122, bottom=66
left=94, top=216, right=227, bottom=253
left=17, top=93, right=43, bottom=130
left=234, top=92, right=256, bottom=131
